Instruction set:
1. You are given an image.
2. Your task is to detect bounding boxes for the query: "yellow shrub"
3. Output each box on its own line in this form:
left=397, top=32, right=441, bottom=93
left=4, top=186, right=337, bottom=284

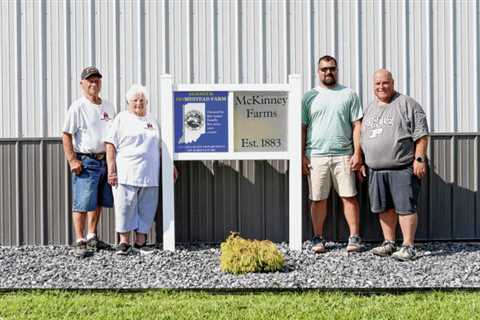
left=220, top=232, right=284, bottom=274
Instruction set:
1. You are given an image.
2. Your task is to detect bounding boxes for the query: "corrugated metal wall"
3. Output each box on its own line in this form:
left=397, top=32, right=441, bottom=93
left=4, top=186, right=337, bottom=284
left=1, top=1, right=479, bottom=245
left=1, top=0, right=480, bottom=137
left=0, top=134, right=478, bottom=245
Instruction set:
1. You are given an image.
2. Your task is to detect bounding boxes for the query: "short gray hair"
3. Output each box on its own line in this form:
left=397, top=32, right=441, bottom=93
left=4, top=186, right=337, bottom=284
left=125, top=84, right=149, bottom=104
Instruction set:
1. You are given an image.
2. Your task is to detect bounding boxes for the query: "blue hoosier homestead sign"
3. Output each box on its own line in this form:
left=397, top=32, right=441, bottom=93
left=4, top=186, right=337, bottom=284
left=174, top=91, right=229, bottom=152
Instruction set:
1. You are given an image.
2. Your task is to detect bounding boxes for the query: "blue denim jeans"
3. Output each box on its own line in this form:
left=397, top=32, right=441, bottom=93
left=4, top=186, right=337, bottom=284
left=72, top=155, right=113, bottom=212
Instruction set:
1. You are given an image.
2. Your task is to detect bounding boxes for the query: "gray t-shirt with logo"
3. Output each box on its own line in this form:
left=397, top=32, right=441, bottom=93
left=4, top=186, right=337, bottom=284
left=360, top=92, right=429, bottom=169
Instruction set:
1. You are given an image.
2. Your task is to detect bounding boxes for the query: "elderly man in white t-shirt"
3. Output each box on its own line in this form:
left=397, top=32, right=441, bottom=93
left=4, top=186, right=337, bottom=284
left=105, top=84, right=168, bottom=255
left=62, top=66, right=115, bottom=258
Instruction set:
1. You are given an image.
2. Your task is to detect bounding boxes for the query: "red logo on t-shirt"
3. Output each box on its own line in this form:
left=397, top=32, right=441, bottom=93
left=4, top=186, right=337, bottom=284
left=101, top=112, right=110, bottom=121
left=145, top=123, right=154, bottom=129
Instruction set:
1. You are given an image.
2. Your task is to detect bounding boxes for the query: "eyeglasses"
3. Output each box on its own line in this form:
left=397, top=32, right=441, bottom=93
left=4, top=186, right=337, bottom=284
left=319, top=67, right=337, bottom=73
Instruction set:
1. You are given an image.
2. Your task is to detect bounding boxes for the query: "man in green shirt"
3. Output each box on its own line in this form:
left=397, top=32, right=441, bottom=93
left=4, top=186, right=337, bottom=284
left=302, top=55, right=364, bottom=253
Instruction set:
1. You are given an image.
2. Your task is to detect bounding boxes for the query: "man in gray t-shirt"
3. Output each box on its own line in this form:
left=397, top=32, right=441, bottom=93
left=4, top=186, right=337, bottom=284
left=360, top=69, right=429, bottom=261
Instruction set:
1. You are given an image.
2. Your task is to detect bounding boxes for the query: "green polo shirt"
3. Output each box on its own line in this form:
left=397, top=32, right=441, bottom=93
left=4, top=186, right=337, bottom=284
left=302, top=85, right=363, bottom=158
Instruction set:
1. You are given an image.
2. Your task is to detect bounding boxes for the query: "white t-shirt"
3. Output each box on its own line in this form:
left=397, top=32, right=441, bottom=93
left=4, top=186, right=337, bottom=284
left=105, top=110, right=161, bottom=187
left=62, top=96, right=116, bottom=153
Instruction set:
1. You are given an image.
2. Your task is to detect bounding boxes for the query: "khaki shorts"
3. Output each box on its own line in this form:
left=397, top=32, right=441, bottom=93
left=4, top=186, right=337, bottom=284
left=307, top=155, right=357, bottom=201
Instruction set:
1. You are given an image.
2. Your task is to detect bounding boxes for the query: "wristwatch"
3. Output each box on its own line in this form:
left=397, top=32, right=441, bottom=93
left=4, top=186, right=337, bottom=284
left=415, top=155, right=426, bottom=163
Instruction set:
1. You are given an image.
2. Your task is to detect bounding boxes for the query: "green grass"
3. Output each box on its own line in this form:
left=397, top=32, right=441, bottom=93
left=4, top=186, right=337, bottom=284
left=0, top=290, right=479, bottom=320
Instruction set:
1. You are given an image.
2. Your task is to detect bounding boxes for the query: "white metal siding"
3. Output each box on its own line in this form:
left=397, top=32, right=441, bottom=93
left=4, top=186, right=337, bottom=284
left=20, top=0, right=42, bottom=137
left=0, top=1, right=18, bottom=137
left=46, top=0, right=67, bottom=137
left=2, top=0, right=480, bottom=138
left=456, top=1, right=476, bottom=132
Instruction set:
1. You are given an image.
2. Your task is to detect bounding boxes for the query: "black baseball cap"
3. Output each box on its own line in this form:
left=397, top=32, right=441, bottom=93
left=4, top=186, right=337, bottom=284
left=81, top=66, right=102, bottom=80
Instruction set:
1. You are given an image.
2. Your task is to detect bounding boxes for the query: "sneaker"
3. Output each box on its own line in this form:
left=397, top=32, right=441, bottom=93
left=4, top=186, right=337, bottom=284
left=346, top=235, right=364, bottom=253
left=87, top=235, right=112, bottom=251
left=371, top=240, right=396, bottom=257
left=392, top=245, right=416, bottom=261
left=311, top=236, right=326, bottom=254
left=72, top=240, right=89, bottom=258
left=116, top=242, right=132, bottom=256
left=133, top=242, right=156, bottom=255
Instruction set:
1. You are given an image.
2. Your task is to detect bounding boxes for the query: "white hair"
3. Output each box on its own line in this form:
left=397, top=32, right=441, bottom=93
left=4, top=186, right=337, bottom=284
left=125, top=84, right=149, bottom=105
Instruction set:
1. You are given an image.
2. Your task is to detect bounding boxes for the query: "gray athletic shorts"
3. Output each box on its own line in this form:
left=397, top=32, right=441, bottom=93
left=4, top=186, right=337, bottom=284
left=368, top=165, right=421, bottom=215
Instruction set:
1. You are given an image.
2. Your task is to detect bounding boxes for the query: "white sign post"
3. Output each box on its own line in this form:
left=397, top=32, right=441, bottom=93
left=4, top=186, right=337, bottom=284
left=159, top=75, right=176, bottom=252
left=160, top=74, right=303, bottom=251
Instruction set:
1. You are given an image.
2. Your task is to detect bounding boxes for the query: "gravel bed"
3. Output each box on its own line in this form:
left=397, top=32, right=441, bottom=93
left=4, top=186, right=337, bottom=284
left=1, top=242, right=479, bottom=289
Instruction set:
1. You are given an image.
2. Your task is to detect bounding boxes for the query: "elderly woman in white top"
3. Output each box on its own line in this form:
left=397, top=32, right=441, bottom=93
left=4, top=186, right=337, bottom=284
left=105, top=84, right=161, bottom=255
